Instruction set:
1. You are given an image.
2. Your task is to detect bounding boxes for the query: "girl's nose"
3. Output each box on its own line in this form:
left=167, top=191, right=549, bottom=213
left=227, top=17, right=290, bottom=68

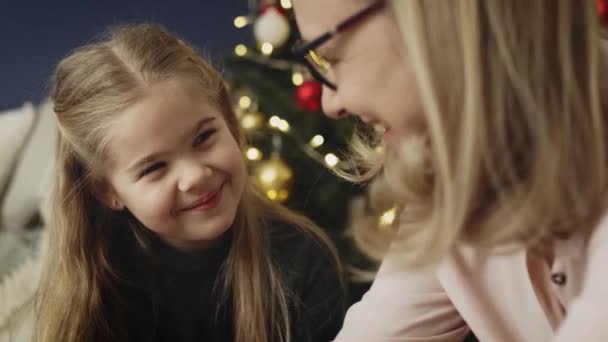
left=177, top=161, right=213, bottom=193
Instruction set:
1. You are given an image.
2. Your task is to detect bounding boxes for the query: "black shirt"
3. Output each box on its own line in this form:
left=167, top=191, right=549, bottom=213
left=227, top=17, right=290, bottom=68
left=126, top=225, right=345, bottom=342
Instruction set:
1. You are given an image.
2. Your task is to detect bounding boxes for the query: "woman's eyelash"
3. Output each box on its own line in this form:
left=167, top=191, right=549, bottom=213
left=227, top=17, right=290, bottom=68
left=194, top=128, right=217, bottom=147
left=140, top=162, right=165, bottom=178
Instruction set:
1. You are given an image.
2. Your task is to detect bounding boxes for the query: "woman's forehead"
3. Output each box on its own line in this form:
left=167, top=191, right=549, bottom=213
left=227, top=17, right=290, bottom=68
left=293, top=0, right=370, bottom=40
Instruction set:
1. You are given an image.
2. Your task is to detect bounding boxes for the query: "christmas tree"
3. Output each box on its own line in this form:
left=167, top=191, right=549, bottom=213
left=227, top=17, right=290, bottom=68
left=221, top=0, right=377, bottom=303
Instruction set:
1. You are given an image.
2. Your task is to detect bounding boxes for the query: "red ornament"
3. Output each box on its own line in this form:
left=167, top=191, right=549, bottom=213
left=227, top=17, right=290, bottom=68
left=600, top=0, right=608, bottom=25
left=295, top=80, right=322, bottom=112
left=259, top=4, right=287, bottom=17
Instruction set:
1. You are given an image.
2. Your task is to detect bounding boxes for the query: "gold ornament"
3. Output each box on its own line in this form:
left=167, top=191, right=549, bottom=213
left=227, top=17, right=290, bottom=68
left=253, top=155, right=293, bottom=203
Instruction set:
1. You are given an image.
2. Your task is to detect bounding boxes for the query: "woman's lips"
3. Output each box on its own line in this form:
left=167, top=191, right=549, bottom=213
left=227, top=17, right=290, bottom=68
left=383, top=128, right=393, bottom=140
left=373, top=124, right=395, bottom=142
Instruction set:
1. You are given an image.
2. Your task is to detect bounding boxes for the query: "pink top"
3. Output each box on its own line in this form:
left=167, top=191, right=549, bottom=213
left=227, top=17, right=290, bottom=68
left=334, top=211, right=608, bottom=341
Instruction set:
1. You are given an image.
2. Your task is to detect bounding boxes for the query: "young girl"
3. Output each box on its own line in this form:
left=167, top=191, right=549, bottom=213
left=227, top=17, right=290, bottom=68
left=34, top=24, right=344, bottom=342
left=293, top=0, right=608, bottom=341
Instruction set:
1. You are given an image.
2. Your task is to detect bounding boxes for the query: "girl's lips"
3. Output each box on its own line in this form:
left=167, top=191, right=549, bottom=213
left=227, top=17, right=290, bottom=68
left=183, top=182, right=225, bottom=211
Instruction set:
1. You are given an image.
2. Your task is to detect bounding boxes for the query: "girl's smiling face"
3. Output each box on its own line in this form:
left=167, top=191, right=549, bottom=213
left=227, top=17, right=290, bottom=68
left=101, top=79, right=246, bottom=251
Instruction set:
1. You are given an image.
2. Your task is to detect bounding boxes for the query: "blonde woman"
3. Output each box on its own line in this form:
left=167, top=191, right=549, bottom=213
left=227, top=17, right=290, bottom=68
left=293, top=0, right=608, bottom=341
left=34, top=24, right=344, bottom=342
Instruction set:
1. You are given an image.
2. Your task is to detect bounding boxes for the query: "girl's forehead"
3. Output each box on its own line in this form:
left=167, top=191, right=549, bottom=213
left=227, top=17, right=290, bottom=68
left=103, top=81, right=226, bottom=168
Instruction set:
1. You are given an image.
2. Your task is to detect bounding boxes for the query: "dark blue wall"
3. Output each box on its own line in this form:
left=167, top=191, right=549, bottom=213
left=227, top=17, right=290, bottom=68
left=0, top=0, right=250, bottom=111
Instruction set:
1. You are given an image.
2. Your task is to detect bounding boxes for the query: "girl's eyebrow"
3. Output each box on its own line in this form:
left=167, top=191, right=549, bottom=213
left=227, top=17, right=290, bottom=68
left=125, top=116, right=216, bottom=173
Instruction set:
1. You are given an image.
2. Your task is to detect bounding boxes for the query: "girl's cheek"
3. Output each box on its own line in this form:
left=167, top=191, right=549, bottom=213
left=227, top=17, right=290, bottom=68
left=157, top=189, right=177, bottom=218
left=140, top=186, right=176, bottom=219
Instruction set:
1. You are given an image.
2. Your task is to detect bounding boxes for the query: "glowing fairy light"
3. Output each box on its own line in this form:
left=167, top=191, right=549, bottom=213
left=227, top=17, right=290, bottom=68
left=324, top=153, right=339, bottom=167
left=234, top=44, right=248, bottom=56
left=268, top=115, right=290, bottom=132
left=379, top=207, right=397, bottom=227
left=238, top=95, right=252, bottom=109
left=292, top=71, right=304, bottom=86
left=269, top=115, right=282, bottom=128
left=310, top=135, right=325, bottom=148
left=246, top=147, right=262, bottom=161
left=261, top=42, right=274, bottom=55
left=280, top=0, right=292, bottom=9
left=233, top=16, right=248, bottom=28
left=267, top=190, right=278, bottom=200
left=277, top=119, right=290, bottom=132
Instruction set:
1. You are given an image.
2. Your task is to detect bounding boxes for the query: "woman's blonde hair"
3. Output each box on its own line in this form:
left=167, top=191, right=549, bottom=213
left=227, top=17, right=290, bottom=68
left=35, top=24, right=341, bottom=342
left=347, top=1, right=608, bottom=267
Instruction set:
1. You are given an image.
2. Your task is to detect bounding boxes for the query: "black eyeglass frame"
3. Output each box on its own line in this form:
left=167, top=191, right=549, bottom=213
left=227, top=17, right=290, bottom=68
left=292, top=0, right=386, bottom=90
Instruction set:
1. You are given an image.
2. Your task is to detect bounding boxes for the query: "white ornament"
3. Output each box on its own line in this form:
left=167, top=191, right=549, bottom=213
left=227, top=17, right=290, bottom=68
left=254, top=7, right=290, bottom=48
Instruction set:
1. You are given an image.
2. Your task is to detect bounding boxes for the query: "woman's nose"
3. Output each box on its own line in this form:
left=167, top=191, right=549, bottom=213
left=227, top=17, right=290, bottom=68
left=321, top=84, right=348, bottom=119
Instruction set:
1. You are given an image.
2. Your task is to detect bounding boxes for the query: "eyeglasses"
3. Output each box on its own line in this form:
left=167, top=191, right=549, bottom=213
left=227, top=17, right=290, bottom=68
left=292, top=0, right=386, bottom=90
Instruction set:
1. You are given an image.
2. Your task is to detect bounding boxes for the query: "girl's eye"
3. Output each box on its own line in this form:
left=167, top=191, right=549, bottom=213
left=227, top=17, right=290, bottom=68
left=139, top=162, right=165, bottom=179
left=194, top=128, right=217, bottom=147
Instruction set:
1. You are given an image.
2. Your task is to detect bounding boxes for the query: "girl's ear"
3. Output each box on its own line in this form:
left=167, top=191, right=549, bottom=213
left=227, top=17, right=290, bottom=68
left=91, top=179, right=125, bottom=211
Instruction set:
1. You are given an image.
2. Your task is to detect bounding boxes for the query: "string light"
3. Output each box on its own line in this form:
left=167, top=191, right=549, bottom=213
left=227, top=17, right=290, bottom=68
left=269, top=115, right=282, bottom=128
left=268, top=115, right=290, bottom=132
left=265, top=189, right=289, bottom=201
left=378, top=207, right=397, bottom=229
left=292, top=71, right=304, bottom=86
left=246, top=147, right=262, bottom=161
left=277, top=119, right=290, bottom=132
left=246, top=114, right=343, bottom=169
left=260, top=42, right=274, bottom=55
left=237, top=111, right=345, bottom=171
left=240, top=112, right=264, bottom=131
left=324, top=153, right=339, bottom=167
left=238, top=96, right=252, bottom=109
left=310, top=135, right=324, bottom=148
left=280, top=0, right=293, bottom=9
left=233, top=16, right=248, bottom=28
left=267, top=190, right=278, bottom=200
left=234, top=44, right=248, bottom=56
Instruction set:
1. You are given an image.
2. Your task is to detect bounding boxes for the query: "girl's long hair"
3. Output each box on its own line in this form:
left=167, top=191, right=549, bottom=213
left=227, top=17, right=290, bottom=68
left=35, top=24, right=341, bottom=342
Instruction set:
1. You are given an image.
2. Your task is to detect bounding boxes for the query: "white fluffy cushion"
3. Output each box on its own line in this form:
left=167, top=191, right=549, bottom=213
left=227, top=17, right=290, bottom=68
left=0, top=228, right=46, bottom=340
left=1, top=100, right=57, bottom=231
left=0, top=103, right=36, bottom=219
